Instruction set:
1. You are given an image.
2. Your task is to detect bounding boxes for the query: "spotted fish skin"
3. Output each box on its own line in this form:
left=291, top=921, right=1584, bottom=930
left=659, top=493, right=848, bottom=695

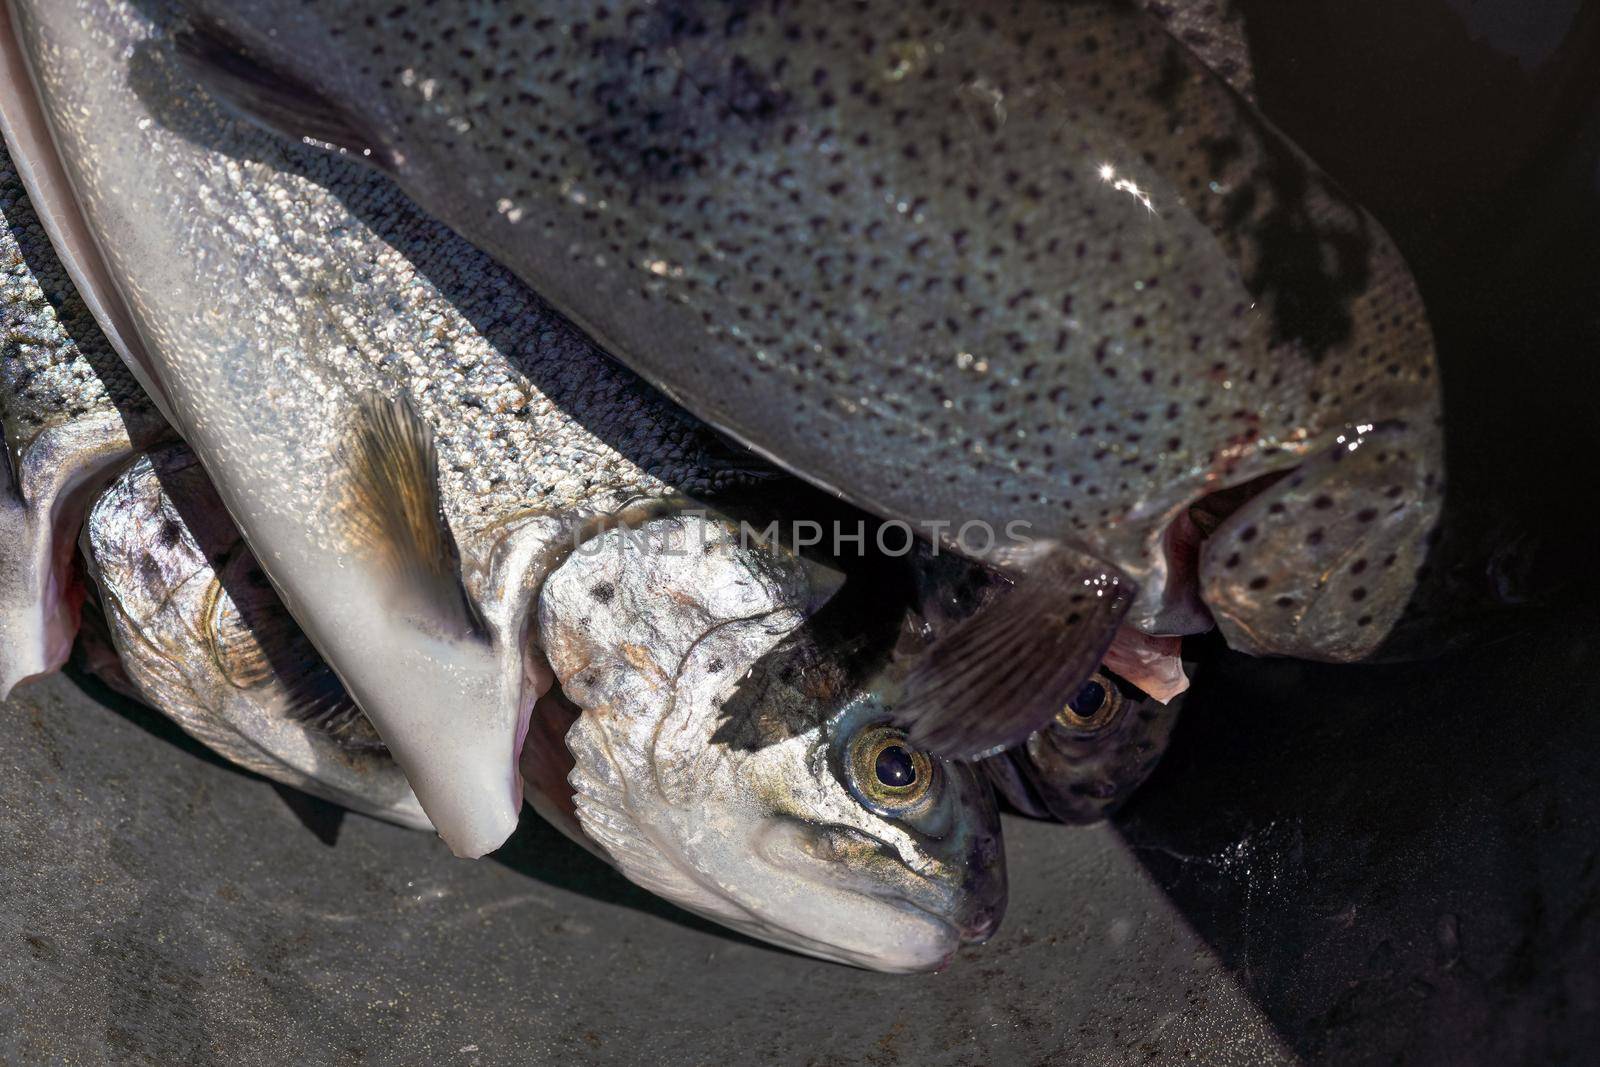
left=168, top=0, right=1443, bottom=665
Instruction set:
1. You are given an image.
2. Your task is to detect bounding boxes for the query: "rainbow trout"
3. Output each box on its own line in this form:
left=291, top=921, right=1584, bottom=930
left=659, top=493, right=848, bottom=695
left=150, top=0, right=1444, bottom=756
left=0, top=0, right=759, bottom=856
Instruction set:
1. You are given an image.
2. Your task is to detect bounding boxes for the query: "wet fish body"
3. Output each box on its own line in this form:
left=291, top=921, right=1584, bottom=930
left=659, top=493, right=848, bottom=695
left=0, top=145, right=164, bottom=697
left=1, top=0, right=741, bottom=856
left=81, top=443, right=430, bottom=828
left=160, top=0, right=1444, bottom=753
left=1, top=0, right=1005, bottom=971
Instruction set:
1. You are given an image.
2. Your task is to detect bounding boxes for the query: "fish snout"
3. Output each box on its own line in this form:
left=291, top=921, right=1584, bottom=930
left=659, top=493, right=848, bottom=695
left=957, top=905, right=1004, bottom=944
left=953, top=824, right=1008, bottom=943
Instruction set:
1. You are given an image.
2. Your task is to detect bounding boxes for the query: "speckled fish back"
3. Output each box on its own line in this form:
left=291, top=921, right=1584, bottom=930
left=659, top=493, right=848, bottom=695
left=165, top=0, right=1442, bottom=658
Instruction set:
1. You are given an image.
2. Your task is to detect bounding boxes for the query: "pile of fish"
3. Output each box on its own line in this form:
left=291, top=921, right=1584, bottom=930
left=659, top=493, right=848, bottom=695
left=0, top=0, right=1441, bottom=972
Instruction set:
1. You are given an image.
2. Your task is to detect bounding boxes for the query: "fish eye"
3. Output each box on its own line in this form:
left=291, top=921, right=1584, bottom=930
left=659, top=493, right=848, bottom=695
left=847, top=724, right=936, bottom=813
left=1055, top=672, right=1125, bottom=732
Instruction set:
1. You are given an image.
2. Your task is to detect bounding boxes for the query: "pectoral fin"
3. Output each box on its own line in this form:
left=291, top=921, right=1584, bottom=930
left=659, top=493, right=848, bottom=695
left=894, top=545, right=1135, bottom=760
left=172, top=18, right=396, bottom=172
left=335, top=392, right=482, bottom=641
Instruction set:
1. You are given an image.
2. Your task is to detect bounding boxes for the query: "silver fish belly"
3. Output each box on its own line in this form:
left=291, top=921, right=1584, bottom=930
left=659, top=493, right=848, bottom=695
left=157, top=0, right=1444, bottom=753
left=81, top=443, right=430, bottom=829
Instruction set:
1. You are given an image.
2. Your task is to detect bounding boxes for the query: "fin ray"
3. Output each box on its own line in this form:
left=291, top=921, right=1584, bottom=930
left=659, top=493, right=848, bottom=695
left=895, top=546, right=1135, bottom=759
left=172, top=19, right=395, bottom=171
left=335, top=392, right=480, bottom=639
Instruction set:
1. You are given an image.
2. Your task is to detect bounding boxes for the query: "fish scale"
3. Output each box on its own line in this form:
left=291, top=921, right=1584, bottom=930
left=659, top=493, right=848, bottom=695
left=1, top=148, right=165, bottom=696
left=1, top=0, right=768, bottom=857
left=156, top=0, right=1443, bottom=755
left=4, top=0, right=1011, bottom=972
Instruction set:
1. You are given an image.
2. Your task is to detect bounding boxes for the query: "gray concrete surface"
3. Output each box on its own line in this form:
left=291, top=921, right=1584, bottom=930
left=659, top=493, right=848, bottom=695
left=6, top=603, right=1600, bottom=1064
left=2, top=667, right=1289, bottom=1065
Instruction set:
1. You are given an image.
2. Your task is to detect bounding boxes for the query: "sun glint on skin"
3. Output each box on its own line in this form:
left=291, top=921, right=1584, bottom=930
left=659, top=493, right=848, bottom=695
left=1097, top=162, right=1158, bottom=215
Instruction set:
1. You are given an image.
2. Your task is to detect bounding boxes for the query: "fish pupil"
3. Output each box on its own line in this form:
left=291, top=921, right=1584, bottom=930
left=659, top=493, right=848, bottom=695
left=1068, top=680, right=1107, bottom=717
left=874, top=745, right=917, bottom=788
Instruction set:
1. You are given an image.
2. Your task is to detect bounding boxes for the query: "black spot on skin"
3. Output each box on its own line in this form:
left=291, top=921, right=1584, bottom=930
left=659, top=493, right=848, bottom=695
left=581, top=1, right=788, bottom=184
left=1148, top=44, right=1186, bottom=108
left=1216, top=111, right=1375, bottom=358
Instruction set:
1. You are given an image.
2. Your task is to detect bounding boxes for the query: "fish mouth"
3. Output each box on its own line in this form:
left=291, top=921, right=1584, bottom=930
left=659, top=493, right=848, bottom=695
left=818, top=824, right=1003, bottom=946
left=807, top=823, right=975, bottom=930
left=953, top=905, right=1002, bottom=943
left=864, top=893, right=975, bottom=962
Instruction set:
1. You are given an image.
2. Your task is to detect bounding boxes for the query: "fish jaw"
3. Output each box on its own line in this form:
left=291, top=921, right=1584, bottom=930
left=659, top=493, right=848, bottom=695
left=735, top=817, right=976, bottom=972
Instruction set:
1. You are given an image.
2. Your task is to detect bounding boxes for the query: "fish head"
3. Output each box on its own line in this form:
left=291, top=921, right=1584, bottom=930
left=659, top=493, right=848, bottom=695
left=542, top=512, right=1005, bottom=972
left=983, top=669, right=1182, bottom=824
left=685, top=687, right=1005, bottom=972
